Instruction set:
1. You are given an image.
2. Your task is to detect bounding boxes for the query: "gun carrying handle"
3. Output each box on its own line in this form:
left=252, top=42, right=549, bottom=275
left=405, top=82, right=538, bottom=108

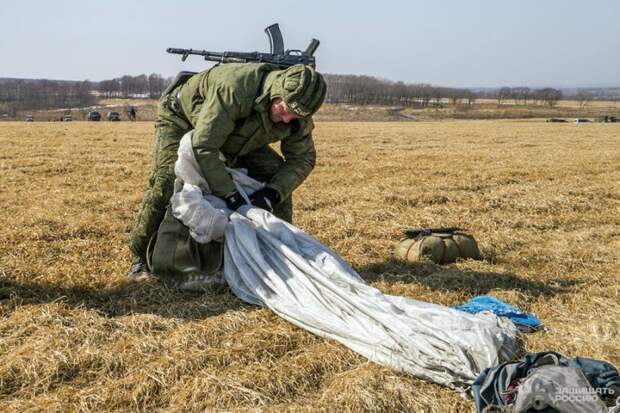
left=304, top=39, right=320, bottom=56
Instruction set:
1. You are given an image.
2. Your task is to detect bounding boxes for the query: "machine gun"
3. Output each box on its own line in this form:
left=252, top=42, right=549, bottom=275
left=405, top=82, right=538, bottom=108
left=167, top=23, right=319, bottom=68
left=403, top=227, right=464, bottom=239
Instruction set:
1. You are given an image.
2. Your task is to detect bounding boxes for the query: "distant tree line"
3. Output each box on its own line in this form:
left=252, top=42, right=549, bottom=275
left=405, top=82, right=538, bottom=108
left=0, top=74, right=171, bottom=117
left=0, top=79, right=96, bottom=116
left=323, top=74, right=477, bottom=107
left=478, top=86, right=564, bottom=107
left=3, top=71, right=582, bottom=119
left=97, top=74, right=170, bottom=99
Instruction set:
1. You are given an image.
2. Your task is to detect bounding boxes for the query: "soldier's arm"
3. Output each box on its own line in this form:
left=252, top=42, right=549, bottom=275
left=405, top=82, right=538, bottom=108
left=268, top=121, right=317, bottom=200
left=192, top=85, right=248, bottom=197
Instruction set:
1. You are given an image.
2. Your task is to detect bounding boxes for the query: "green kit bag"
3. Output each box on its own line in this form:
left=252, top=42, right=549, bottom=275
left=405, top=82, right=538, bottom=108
left=395, top=227, right=481, bottom=265
left=146, top=208, right=224, bottom=289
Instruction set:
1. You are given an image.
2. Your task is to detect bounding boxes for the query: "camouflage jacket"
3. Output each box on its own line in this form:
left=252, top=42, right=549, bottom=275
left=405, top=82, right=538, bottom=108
left=176, top=63, right=316, bottom=199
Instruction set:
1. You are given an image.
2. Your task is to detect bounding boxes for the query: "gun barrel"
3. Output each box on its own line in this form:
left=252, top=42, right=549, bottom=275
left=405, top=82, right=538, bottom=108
left=167, top=47, right=217, bottom=55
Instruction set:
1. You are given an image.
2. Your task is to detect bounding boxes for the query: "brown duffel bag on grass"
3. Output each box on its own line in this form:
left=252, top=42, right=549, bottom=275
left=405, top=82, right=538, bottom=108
left=395, top=227, right=481, bottom=265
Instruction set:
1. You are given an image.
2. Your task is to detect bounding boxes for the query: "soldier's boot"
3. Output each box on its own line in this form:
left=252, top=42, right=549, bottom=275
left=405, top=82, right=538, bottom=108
left=127, top=256, right=151, bottom=281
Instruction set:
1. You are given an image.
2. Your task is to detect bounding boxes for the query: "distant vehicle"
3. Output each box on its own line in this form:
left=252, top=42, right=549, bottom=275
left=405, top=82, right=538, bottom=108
left=62, top=114, right=73, bottom=122
left=107, top=111, right=121, bottom=121
left=25, top=115, right=34, bottom=122
left=87, top=111, right=101, bottom=121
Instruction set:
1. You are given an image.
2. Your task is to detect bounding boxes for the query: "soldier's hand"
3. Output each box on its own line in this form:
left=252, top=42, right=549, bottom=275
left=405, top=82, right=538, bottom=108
left=249, top=187, right=280, bottom=213
left=223, top=191, right=246, bottom=211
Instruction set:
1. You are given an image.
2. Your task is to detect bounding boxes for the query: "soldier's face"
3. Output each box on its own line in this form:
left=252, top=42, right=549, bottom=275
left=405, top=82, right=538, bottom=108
left=269, top=98, right=300, bottom=124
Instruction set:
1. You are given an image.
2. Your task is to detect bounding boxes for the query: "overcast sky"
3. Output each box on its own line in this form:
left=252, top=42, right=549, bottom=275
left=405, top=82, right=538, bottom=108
left=1, top=0, right=618, bottom=88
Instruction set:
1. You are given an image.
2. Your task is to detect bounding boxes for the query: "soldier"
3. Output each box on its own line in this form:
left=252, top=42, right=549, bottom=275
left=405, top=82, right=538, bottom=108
left=128, top=63, right=327, bottom=277
left=128, top=106, right=137, bottom=121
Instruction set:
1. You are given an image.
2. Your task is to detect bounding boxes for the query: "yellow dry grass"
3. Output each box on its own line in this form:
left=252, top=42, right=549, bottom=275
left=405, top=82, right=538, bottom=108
left=97, top=98, right=158, bottom=107
left=475, top=97, right=619, bottom=109
left=1, top=120, right=619, bottom=412
left=314, top=100, right=620, bottom=121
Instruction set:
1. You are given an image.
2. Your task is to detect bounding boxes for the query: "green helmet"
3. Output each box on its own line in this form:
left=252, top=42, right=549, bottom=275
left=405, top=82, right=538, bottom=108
left=269, top=64, right=326, bottom=117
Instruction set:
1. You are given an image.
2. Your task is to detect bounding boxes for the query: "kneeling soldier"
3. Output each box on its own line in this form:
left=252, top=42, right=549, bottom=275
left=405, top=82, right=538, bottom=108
left=128, top=63, right=327, bottom=277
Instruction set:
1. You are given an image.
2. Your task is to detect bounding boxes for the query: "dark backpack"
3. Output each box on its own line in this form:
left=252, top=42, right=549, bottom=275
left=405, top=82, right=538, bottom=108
left=146, top=208, right=223, bottom=288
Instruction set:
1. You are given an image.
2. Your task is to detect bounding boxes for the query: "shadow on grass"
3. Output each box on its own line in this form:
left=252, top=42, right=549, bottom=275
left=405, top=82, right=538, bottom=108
left=1, top=259, right=581, bottom=320
left=0, top=276, right=252, bottom=320
left=356, top=259, right=582, bottom=297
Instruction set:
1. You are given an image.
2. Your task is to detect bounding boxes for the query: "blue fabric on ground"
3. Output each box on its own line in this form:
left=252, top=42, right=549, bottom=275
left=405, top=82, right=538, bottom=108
left=453, top=295, right=541, bottom=331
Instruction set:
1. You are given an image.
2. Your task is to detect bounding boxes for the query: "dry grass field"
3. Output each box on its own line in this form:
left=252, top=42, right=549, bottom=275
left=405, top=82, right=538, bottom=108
left=315, top=99, right=619, bottom=122
left=1, top=120, right=619, bottom=412
left=16, top=97, right=620, bottom=123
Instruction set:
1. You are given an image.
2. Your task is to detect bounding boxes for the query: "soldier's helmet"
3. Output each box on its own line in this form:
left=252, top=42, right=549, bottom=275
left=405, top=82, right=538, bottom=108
left=270, top=64, right=327, bottom=117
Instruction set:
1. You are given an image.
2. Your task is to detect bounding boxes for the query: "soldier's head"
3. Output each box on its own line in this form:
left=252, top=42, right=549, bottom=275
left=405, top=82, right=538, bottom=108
left=269, top=64, right=327, bottom=122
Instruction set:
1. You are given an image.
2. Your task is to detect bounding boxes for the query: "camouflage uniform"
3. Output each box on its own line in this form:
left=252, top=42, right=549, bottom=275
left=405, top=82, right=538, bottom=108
left=129, top=63, right=326, bottom=262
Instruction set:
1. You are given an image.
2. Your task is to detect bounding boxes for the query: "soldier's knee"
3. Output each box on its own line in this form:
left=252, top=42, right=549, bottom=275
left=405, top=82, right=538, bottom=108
left=151, top=172, right=176, bottom=208
left=256, top=154, right=284, bottom=181
left=266, top=151, right=285, bottom=169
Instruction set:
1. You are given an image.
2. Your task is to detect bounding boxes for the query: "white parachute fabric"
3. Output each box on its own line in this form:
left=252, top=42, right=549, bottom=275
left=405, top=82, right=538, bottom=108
left=172, top=132, right=520, bottom=391
left=170, top=183, right=228, bottom=243
left=171, top=132, right=263, bottom=243
left=224, top=208, right=519, bottom=391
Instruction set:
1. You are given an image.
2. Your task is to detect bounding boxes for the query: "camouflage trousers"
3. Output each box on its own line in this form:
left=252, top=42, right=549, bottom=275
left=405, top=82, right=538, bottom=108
left=129, top=94, right=293, bottom=262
